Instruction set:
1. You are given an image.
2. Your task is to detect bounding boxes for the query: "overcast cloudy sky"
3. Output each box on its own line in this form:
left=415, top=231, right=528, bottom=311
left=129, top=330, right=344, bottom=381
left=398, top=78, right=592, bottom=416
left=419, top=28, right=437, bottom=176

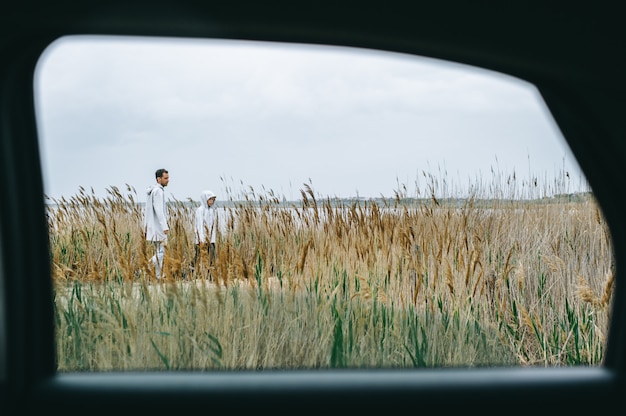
left=34, top=35, right=587, bottom=202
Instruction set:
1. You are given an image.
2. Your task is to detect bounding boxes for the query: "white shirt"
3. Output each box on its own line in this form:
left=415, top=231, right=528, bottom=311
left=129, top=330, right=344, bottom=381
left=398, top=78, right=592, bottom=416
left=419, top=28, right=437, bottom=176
left=144, top=184, right=169, bottom=241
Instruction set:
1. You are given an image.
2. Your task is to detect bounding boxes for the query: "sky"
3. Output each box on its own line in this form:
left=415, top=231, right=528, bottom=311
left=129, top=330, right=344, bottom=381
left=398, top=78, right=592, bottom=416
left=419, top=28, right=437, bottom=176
left=34, top=35, right=588, bottom=203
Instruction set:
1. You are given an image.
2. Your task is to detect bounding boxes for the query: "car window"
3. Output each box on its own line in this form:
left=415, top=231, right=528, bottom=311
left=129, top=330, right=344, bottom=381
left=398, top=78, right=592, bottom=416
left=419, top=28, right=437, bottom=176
left=33, top=35, right=613, bottom=371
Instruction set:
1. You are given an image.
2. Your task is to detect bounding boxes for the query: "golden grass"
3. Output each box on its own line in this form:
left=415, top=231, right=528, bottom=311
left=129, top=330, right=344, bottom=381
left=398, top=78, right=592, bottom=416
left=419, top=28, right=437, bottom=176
left=48, top=179, right=614, bottom=370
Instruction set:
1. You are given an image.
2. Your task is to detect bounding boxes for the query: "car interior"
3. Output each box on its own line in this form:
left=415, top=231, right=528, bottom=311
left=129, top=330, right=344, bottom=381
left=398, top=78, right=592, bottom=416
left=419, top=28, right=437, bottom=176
left=1, top=1, right=625, bottom=414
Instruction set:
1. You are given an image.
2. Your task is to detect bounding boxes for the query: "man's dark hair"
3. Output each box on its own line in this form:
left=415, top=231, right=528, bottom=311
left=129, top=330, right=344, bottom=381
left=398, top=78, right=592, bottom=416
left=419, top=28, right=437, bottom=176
left=155, top=168, right=168, bottom=179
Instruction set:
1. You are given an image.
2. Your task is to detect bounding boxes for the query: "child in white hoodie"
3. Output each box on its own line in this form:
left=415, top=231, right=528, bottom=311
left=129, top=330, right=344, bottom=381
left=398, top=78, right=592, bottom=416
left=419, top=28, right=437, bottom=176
left=191, top=190, right=217, bottom=278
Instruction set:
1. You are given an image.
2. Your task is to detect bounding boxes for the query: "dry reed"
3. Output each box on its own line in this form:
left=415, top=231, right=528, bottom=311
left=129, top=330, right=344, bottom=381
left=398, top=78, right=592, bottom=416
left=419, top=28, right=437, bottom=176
left=48, top=175, right=613, bottom=370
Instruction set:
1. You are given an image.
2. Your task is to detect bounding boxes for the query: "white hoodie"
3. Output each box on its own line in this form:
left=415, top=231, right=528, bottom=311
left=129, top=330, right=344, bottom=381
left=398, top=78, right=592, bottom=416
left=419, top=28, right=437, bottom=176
left=194, top=190, right=217, bottom=244
left=144, top=183, right=169, bottom=241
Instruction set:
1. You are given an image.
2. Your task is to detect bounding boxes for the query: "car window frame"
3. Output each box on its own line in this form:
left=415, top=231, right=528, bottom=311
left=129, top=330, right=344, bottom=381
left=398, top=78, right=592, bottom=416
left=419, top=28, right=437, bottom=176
left=1, top=3, right=625, bottom=414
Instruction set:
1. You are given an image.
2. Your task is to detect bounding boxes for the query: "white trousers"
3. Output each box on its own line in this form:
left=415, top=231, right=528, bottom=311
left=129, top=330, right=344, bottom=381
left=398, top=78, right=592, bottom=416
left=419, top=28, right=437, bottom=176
left=150, top=241, right=165, bottom=279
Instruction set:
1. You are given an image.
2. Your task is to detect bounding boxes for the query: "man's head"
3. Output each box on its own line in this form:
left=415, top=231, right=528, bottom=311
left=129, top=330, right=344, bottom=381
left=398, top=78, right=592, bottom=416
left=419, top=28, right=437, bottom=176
left=156, top=168, right=169, bottom=187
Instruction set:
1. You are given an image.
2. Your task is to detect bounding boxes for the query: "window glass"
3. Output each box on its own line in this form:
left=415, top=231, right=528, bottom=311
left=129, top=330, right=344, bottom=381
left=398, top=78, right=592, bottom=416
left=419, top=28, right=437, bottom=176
left=34, top=35, right=612, bottom=371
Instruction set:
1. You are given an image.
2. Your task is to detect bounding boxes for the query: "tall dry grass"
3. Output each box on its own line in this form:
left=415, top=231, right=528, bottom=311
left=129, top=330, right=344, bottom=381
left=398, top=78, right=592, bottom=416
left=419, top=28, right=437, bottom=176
left=48, top=175, right=613, bottom=370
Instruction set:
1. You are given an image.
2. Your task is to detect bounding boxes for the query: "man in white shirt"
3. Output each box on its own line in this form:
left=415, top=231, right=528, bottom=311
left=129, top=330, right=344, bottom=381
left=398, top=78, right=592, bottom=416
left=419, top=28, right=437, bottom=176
left=144, top=168, right=170, bottom=279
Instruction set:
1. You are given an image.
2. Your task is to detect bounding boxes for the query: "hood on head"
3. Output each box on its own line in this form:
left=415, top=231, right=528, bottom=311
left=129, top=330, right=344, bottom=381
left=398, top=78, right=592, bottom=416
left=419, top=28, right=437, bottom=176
left=200, top=190, right=216, bottom=203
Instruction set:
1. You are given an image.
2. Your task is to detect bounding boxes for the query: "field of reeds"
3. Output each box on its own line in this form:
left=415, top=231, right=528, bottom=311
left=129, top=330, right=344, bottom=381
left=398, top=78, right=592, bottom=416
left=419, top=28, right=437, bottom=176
left=47, top=177, right=614, bottom=371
